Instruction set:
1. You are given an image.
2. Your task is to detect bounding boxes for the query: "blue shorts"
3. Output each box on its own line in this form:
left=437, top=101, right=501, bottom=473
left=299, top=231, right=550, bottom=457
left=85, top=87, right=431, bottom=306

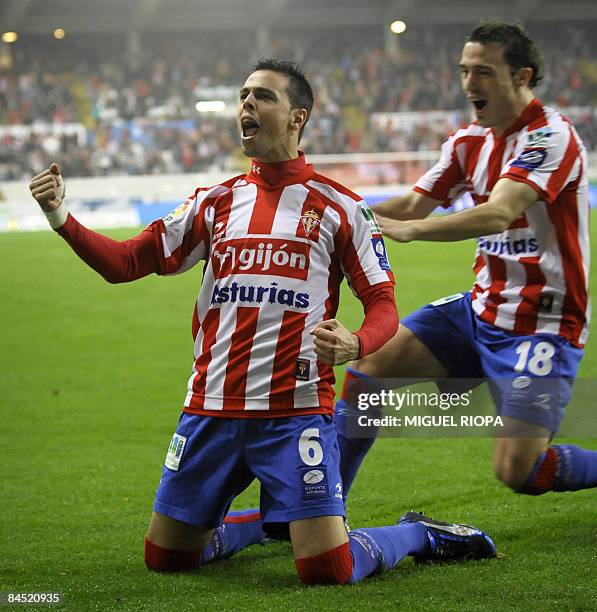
left=402, top=292, right=584, bottom=433
left=154, top=413, right=345, bottom=527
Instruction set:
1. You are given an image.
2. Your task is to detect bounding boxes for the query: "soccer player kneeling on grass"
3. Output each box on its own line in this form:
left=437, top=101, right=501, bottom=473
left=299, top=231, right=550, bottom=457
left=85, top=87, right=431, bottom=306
left=335, top=21, right=597, bottom=504
left=29, top=59, right=495, bottom=583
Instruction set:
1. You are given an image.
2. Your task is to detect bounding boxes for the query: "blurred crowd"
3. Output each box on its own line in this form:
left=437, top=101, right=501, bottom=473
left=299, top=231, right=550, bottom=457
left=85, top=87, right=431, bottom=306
left=1, top=22, right=596, bottom=179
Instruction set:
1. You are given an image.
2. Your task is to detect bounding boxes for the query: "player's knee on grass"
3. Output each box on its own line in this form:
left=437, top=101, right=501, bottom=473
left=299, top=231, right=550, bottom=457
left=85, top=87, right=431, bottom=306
left=294, top=542, right=353, bottom=585
left=144, top=538, right=202, bottom=572
left=145, top=511, right=213, bottom=571
left=291, top=518, right=351, bottom=584
left=289, top=516, right=349, bottom=560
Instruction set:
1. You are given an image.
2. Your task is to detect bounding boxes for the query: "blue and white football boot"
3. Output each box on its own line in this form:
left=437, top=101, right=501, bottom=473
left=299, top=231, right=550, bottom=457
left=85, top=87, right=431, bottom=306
left=398, top=511, right=497, bottom=561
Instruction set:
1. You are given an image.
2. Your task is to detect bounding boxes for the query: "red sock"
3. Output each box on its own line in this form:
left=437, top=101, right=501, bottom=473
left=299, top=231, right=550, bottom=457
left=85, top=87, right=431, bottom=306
left=520, top=447, right=559, bottom=495
left=295, top=542, right=353, bottom=585
left=144, top=538, right=201, bottom=572
left=223, top=509, right=261, bottom=524
left=340, top=369, right=364, bottom=404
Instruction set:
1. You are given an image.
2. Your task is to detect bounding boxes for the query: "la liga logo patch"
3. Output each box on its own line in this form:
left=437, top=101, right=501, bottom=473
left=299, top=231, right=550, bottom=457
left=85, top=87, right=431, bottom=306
left=163, top=200, right=191, bottom=224
left=371, top=237, right=391, bottom=270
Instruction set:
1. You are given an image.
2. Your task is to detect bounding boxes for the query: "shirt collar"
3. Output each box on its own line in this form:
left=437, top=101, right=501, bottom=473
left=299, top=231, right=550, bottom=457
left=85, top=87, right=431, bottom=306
left=247, top=151, right=314, bottom=188
left=499, top=98, right=544, bottom=139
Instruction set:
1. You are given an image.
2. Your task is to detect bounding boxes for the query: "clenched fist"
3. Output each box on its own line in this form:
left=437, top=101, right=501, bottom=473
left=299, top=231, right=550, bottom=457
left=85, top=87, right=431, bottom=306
left=29, top=163, right=65, bottom=212
left=310, top=319, right=360, bottom=366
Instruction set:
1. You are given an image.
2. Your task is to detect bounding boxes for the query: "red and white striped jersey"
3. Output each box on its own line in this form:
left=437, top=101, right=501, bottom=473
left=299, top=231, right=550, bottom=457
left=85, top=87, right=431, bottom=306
left=145, top=153, right=394, bottom=417
left=414, top=99, right=590, bottom=347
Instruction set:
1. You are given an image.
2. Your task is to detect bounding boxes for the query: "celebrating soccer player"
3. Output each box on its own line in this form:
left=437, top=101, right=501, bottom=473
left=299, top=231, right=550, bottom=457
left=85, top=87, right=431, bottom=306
left=29, top=59, right=495, bottom=584
left=336, top=21, right=597, bottom=500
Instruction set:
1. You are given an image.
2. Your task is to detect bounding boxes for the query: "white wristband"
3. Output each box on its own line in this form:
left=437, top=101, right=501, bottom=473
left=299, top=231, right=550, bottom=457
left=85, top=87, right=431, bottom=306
left=44, top=202, right=69, bottom=229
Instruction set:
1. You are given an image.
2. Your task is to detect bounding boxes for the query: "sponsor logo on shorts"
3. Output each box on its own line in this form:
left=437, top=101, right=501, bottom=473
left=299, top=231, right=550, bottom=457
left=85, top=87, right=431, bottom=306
left=534, top=393, right=552, bottom=411
left=512, top=376, right=532, bottom=390
left=335, top=482, right=343, bottom=500
left=303, top=469, right=325, bottom=484
left=210, top=281, right=310, bottom=309
left=165, top=433, right=187, bottom=471
left=300, top=466, right=329, bottom=499
left=211, top=237, right=310, bottom=280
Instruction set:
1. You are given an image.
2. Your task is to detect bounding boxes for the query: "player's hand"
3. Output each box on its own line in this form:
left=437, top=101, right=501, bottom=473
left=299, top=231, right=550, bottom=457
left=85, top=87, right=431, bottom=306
left=377, top=217, right=418, bottom=243
left=29, top=163, right=65, bottom=212
left=310, top=319, right=360, bottom=366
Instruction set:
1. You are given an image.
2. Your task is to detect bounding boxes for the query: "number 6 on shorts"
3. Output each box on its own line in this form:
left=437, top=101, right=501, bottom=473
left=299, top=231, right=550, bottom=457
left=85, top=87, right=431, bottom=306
left=299, top=428, right=324, bottom=466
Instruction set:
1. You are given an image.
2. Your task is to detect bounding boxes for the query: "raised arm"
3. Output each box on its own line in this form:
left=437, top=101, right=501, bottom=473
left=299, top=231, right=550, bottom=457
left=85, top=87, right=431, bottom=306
left=29, top=163, right=160, bottom=282
left=29, top=163, right=67, bottom=218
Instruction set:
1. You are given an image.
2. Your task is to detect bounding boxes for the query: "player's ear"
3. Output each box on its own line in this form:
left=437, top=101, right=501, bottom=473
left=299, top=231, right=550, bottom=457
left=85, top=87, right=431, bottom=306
left=515, top=67, right=533, bottom=88
left=290, top=108, right=308, bottom=133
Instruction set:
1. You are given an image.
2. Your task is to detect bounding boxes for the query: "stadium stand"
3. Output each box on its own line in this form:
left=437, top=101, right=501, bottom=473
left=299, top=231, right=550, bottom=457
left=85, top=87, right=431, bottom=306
left=1, top=23, right=596, bottom=180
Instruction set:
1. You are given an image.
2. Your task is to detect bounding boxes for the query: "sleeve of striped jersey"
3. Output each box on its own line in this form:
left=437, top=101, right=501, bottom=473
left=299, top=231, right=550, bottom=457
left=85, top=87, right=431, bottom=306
left=340, top=201, right=395, bottom=295
left=353, top=283, right=398, bottom=358
left=56, top=213, right=160, bottom=283
left=413, top=134, right=466, bottom=207
left=500, top=125, right=581, bottom=205
left=144, top=189, right=213, bottom=276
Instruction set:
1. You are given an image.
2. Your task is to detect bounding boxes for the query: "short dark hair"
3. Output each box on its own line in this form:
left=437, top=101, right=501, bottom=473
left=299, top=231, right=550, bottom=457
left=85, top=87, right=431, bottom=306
left=468, top=20, right=543, bottom=88
left=250, top=58, right=313, bottom=142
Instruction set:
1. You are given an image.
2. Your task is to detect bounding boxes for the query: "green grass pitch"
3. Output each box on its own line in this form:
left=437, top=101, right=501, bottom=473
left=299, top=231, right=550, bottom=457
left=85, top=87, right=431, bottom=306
left=1, top=224, right=595, bottom=611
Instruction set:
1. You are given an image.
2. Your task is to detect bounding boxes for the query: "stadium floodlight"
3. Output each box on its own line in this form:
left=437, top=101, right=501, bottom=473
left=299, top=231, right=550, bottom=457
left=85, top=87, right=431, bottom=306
left=195, top=100, right=227, bottom=113
left=2, top=32, right=18, bottom=43
left=54, top=29, right=66, bottom=40
left=390, top=20, right=407, bottom=35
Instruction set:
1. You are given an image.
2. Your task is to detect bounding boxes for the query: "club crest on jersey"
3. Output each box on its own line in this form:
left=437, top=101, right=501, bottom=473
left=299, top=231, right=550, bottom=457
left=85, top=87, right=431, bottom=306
left=300, top=209, right=321, bottom=237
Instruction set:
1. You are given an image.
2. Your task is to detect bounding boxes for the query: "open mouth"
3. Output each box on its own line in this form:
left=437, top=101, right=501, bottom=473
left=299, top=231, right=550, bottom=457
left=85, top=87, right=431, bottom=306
left=241, top=117, right=260, bottom=138
left=472, top=99, right=487, bottom=110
